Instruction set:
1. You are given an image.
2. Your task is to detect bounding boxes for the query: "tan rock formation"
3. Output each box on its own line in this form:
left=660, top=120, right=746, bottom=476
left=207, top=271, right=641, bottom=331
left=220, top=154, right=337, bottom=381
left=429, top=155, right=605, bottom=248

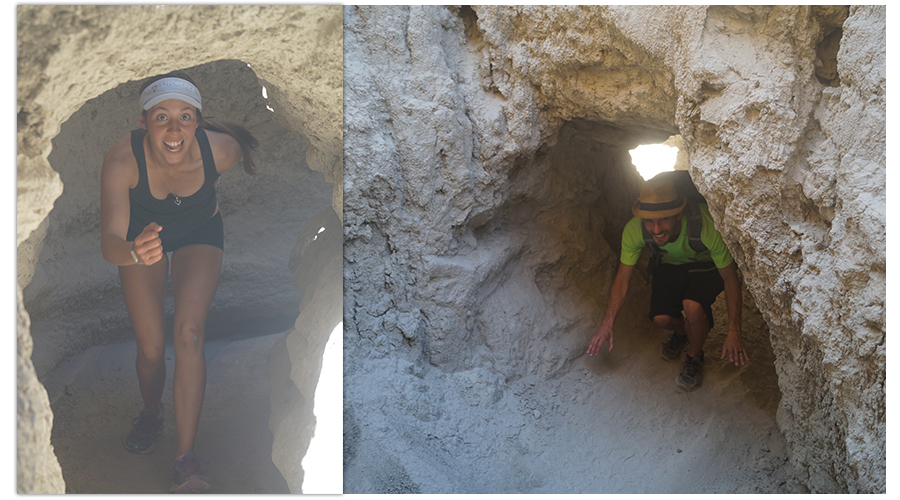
left=16, top=287, right=65, bottom=494
left=268, top=206, right=343, bottom=493
left=16, top=5, right=341, bottom=493
left=343, top=5, right=884, bottom=493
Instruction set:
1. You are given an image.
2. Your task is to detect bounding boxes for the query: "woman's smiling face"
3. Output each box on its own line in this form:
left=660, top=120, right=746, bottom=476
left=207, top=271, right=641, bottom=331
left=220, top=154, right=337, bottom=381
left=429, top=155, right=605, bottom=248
left=140, top=99, right=198, bottom=165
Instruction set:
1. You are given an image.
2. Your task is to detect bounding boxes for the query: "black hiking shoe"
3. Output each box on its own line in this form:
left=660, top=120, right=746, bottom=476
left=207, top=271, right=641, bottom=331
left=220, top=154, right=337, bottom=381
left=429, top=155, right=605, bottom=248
left=171, top=450, right=212, bottom=493
left=661, top=332, right=689, bottom=362
left=676, top=352, right=704, bottom=391
left=123, top=406, right=163, bottom=454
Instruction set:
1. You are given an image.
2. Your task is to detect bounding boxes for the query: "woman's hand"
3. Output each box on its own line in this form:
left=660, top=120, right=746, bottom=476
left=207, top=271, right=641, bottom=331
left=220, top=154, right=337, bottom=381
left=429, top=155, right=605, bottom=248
left=132, top=223, right=163, bottom=265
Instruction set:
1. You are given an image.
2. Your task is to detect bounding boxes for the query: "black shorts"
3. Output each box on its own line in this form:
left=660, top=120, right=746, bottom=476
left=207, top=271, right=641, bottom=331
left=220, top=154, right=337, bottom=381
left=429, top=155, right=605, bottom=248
left=162, top=212, right=224, bottom=253
left=649, top=262, right=724, bottom=328
left=128, top=212, right=224, bottom=254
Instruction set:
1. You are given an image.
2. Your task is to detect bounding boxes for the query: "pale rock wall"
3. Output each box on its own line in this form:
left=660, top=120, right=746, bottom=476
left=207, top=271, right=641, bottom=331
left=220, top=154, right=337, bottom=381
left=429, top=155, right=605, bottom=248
left=16, top=5, right=341, bottom=493
left=672, top=6, right=885, bottom=493
left=268, top=206, right=343, bottom=493
left=343, top=5, right=884, bottom=493
left=16, top=287, right=65, bottom=494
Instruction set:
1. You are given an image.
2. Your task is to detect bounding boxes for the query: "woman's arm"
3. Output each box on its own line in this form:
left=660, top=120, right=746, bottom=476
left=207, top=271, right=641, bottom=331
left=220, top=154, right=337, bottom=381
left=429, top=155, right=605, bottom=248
left=100, top=135, right=163, bottom=266
left=206, top=129, right=244, bottom=174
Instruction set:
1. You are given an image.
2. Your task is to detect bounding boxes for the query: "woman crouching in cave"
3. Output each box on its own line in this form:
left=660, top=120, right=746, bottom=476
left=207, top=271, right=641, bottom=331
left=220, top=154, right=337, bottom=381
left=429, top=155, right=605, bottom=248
left=100, top=70, right=257, bottom=493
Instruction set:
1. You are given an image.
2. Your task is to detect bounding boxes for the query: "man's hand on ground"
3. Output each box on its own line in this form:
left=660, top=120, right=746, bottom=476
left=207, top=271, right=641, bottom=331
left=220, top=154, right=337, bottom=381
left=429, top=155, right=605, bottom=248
left=721, top=330, right=748, bottom=366
left=587, top=325, right=614, bottom=356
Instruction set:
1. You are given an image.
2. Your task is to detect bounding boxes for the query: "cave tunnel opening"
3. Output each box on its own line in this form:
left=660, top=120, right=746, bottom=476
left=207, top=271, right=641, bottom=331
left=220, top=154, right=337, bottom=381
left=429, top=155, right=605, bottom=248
left=19, top=58, right=334, bottom=493
left=429, top=117, right=793, bottom=492
left=498, top=117, right=784, bottom=410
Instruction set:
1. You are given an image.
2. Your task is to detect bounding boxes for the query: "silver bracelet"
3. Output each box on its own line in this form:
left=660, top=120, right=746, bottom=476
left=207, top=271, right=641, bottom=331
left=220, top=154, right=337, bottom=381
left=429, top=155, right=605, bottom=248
left=130, top=243, right=145, bottom=265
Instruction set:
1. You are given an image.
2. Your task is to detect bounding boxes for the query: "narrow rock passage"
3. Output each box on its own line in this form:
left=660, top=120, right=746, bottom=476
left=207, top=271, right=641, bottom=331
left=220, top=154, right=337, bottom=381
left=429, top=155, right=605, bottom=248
left=43, top=332, right=289, bottom=494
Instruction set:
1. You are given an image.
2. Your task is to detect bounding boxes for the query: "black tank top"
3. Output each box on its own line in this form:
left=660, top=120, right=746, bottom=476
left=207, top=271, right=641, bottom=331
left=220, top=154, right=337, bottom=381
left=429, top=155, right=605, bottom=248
left=127, top=127, right=220, bottom=243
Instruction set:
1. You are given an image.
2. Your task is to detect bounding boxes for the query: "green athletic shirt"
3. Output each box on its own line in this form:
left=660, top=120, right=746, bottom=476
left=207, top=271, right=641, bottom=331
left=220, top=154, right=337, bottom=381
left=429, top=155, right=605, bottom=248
left=620, top=203, right=734, bottom=269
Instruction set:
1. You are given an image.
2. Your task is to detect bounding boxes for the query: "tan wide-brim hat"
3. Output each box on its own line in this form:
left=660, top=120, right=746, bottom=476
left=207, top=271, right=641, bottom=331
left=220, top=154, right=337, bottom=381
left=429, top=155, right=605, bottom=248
left=632, top=178, right=686, bottom=218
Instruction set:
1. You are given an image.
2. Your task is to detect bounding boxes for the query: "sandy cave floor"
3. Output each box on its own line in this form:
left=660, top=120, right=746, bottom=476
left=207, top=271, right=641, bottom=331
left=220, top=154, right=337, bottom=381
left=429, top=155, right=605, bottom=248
left=344, top=308, right=808, bottom=494
left=40, top=309, right=806, bottom=494
left=42, top=332, right=290, bottom=494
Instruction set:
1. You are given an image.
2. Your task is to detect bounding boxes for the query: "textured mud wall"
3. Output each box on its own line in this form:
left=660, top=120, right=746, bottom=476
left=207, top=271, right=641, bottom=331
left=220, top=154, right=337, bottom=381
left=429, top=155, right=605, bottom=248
left=673, top=6, right=885, bottom=493
left=16, top=287, right=65, bottom=493
left=343, top=5, right=884, bottom=493
left=16, top=5, right=342, bottom=493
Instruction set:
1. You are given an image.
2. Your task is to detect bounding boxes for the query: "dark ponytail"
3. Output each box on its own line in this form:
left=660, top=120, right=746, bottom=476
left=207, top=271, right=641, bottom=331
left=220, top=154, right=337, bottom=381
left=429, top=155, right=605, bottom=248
left=139, top=70, right=260, bottom=175
left=197, top=112, right=259, bottom=175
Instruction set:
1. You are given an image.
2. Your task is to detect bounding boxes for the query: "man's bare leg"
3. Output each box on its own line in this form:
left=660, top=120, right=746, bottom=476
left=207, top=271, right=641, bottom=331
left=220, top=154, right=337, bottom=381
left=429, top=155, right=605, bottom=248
left=653, top=314, right=691, bottom=361
left=681, top=299, right=710, bottom=358
left=652, top=314, right=687, bottom=336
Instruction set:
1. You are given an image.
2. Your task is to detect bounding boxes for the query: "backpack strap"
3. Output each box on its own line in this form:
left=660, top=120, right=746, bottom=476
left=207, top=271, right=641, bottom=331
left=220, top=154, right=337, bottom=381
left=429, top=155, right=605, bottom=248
left=641, top=201, right=708, bottom=276
left=641, top=223, right=665, bottom=277
left=684, top=201, right=708, bottom=255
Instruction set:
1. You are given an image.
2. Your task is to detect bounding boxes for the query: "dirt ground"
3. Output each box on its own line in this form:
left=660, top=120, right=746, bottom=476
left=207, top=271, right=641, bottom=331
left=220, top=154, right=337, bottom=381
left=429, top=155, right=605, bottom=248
left=42, top=332, right=290, bottom=494
left=343, top=289, right=807, bottom=494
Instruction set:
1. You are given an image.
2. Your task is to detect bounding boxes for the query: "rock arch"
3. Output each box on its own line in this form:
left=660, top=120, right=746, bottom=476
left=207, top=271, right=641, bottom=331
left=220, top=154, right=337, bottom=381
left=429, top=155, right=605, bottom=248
left=16, top=5, right=342, bottom=493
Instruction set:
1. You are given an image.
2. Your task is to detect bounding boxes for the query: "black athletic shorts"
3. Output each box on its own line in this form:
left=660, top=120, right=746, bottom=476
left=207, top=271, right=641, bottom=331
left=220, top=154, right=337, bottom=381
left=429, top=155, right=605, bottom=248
left=648, top=262, right=724, bottom=328
left=159, top=211, right=224, bottom=253
left=124, top=211, right=224, bottom=254
left=127, top=212, right=224, bottom=254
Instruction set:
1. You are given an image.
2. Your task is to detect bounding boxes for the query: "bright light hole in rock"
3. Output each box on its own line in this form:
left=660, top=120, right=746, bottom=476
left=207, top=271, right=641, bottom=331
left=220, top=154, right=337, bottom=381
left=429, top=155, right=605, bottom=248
left=301, top=321, right=343, bottom=494
left=630, top=143, right=677, bottom=180
left=261, top=85, right=275, bottom=113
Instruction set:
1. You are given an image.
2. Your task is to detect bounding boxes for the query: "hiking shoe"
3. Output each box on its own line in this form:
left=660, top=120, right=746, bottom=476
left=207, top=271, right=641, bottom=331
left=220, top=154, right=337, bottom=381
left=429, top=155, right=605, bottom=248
left=676, top=352, right=704, bottom=391
left=123, top=406, right=163, bottom=454
left=661, top=332, right=689, bottom=361
left=171, top=450, right=212, bottom=493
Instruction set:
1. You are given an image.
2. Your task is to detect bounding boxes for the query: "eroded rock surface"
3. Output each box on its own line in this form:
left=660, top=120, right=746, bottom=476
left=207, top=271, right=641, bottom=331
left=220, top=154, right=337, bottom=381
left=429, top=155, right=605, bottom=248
left=268, top=206, right=342, bottom=493
left=17, top=5, right=341, bottom=493
left=343, top=5, right=884, bottom=493
left=16, top=287, right=65, bottom=494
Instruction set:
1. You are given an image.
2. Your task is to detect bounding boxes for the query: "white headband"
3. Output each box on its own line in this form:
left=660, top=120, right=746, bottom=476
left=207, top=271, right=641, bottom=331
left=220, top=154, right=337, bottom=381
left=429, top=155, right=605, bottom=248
left=139, top=77, right=202, bottom=111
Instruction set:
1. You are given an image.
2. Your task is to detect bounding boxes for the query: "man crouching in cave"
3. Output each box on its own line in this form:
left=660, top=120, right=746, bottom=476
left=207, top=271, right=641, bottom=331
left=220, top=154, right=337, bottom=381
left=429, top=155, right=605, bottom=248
left=586, top=176, right=748, bottom=391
